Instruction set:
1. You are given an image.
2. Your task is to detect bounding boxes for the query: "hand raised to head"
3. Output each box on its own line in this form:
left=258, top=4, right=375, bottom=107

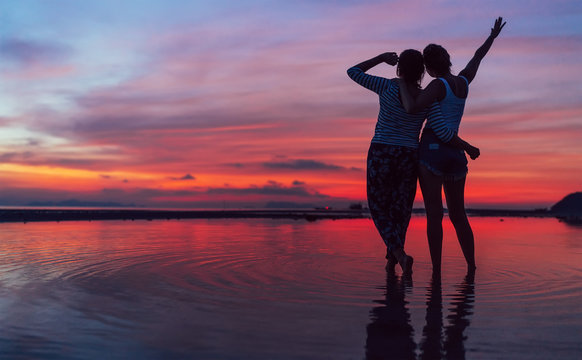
left=490, top=17, right=506, bottom=38
left=380, top=52, right=398, bottom=66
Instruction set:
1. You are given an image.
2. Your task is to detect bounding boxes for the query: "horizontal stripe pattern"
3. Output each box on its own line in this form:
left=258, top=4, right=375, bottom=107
left=347, top=67, right=454, bottom=148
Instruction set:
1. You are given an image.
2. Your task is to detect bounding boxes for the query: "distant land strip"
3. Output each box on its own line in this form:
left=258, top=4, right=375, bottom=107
left=0, top=208, right=570, bottom=224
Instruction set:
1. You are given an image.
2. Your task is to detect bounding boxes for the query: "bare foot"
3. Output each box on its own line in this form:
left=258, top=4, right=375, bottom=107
left=385, top=250, right=398, bottom=272
left=386, top=258, right=397, bottom=272
left=400, top=255, right=413, bottom=274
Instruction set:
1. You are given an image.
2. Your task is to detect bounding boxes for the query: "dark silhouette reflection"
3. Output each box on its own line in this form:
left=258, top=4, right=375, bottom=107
left=366, top=271, right=416, bottom=360
left=442, top=272, right=475, bottom=359
left=366, top=272, right=475, bottom=360
left=419, top=275, right=443, bottom=359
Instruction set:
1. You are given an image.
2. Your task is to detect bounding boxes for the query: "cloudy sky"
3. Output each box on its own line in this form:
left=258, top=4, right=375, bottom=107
left=0, top=0, right=580, bottom=209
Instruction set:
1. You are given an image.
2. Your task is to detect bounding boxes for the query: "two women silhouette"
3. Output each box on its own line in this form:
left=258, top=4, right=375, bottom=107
left=348, top=17, right=505, bottom=274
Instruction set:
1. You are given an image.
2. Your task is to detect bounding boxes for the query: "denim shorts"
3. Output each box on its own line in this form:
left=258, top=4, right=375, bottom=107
left=419, top=128, right=468, bottom=180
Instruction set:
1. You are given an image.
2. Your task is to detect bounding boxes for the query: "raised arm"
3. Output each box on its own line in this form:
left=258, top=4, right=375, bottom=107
left=347, top=52, right=398, bottom=94
left=459, top=17, right=506, bottom=84
left=353, top=52, right=398, bottom=72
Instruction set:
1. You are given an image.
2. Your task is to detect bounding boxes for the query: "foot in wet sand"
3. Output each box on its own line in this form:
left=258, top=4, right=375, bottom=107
left=385, top=250, right=398, bottom=272
left=386, top=258, right=397, bottom=272
left=400, top=255, right=413, bottom=274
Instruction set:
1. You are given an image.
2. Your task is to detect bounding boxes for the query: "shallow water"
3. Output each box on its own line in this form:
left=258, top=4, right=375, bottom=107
left=0, top=217, right=580, bottom=359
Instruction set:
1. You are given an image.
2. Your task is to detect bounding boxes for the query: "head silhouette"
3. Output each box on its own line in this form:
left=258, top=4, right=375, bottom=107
left=423, top=44, right=452, bottom=77
left=397, top=49, right=424, bottom=88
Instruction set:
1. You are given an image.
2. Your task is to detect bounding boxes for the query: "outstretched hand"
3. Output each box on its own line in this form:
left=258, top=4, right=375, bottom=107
left=380, top=52, right=398, bottom=66
left=490, top=17, right=506, bottom=38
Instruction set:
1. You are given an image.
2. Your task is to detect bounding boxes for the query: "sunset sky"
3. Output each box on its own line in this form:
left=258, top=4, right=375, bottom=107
left=0, top=0, right=580, bottom=209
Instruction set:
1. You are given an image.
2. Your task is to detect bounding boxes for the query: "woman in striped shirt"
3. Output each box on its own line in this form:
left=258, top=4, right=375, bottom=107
left=347, top=49, right=479, bottom=274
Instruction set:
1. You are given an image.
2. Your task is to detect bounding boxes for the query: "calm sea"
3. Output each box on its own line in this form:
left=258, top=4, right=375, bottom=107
left=0, top=216, right=580, bottom=359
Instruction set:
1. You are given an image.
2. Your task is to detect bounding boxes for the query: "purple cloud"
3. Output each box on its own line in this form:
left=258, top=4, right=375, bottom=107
left=263, top=159, right=362, bottom=172
left=0, top=38, right=71, bottom=66
left=169, top=173, right=196, bottom=181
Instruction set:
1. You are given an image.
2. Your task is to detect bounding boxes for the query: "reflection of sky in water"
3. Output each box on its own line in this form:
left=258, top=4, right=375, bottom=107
left=0, top=217, right=580, bottom=359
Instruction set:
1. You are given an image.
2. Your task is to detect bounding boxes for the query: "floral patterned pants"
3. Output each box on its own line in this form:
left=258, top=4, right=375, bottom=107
left=367, top=143, right=418, bottom=252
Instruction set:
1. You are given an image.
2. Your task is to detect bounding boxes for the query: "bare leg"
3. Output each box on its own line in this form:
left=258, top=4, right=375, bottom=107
left=444, top=177, right=476, bottom=272
left=419, top=165, right=444, bottom=274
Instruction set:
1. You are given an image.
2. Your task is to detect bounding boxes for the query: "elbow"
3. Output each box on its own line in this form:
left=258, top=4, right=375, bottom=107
left=437, top=134, right=455, bottom=146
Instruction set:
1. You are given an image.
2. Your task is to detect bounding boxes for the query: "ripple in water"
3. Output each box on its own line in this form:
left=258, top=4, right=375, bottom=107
left=0, top=217, right=580, bottom=359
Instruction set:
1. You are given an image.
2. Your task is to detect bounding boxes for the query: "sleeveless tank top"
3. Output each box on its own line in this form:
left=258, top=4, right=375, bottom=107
left=426, top=75, right=469, bottom=133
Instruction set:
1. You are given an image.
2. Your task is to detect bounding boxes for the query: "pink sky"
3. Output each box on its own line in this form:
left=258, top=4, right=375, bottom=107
left=0, top=1, right=580, bottom=209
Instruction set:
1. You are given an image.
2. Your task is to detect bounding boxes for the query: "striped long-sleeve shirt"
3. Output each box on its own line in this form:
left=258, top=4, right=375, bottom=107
left=347, top=67, right=454, bottom=148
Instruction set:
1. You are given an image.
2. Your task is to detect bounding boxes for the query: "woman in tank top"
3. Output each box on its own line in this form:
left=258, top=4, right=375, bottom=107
left=400, top=17, right=506, bottom=275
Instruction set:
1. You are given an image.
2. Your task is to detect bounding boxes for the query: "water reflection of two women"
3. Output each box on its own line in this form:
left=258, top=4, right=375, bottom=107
left=365, top=272, right=475, bottom=360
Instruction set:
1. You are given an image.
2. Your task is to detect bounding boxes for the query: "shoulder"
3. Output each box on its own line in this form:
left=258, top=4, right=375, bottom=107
left=379, top=77, right=395, bottom=91
left=427, top=78, right=445, bottom=90
left=458, top=75, right=469, bottom=87
left=425, top=79, right=446, bottom=101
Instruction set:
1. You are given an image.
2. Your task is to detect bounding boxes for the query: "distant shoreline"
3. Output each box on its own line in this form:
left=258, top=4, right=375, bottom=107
left=0, top=207, right=571, bottom=224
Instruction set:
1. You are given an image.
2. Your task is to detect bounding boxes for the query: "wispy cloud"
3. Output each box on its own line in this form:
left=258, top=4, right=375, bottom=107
left=0, top=0, right=579, bottom=208
left=263, top=159, right=344, bottom=171
left=0, top=38, right=71, bottom=66
left=169, top=173, right=196, bottom=181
